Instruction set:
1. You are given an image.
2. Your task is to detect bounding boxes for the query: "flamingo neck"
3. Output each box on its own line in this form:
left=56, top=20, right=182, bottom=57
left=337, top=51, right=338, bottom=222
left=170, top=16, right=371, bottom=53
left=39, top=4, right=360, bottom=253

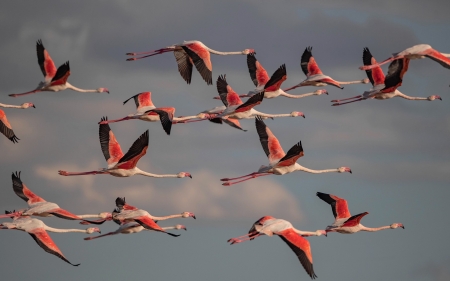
left=395, top=92, right=428, bottom=100
left=338, top=79, right=367, bottom=85
left=0, top=103, right=22, bottom=108
left=280, top=91, right=315, bottom=99
left=44, top=226, right=89, bottom=233
left=65, top=82, right=99, bottom=93
left=359, top=225, right=391, bottom=232
left=293, top=228, right=321, bottom=236
left=251, top=110, right=290, bottom=118
left=78, top=213, right=106, bottom=219
left=295, top=165, right=339, bottom=174
left=150, top=214, right=182, bottom=221
left=206, top=47, right=245, bottom=56
left=135, top=168, right=178, bottom=178
left=173, top=116, right=199, bottom=122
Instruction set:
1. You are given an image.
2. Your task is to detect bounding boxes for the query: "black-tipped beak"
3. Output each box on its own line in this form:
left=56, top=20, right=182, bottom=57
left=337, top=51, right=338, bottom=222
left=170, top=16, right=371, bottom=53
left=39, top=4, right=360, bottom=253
left=270, top=117, right=274, bottom=120
left=189, top=175, right=192, bottom=179
left=302, top=114, right=306, bottom=118
left=349, top=170, right=352, bottom=174
left=99, top=231, right=101, bottom=234
left=184, top=228, right=187, bottom=231
left=401, top=226, right=405, bottom=229
left=32, top=105, right=36, bottom=108
left=439, top=97, right=443, bottom=100
left=106, top=91, right=110, bottom=94
left=193, top=215, right=196, bottom=219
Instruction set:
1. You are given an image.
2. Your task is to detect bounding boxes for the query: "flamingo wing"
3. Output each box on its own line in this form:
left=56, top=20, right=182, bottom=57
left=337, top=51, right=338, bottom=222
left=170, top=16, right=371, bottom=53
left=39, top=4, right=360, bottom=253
left=0, top=110, right=19, bottom=143
left=276, top=141, right=304, bottom=167
left=115, top=197, right=138, bottom=211
left=341, top=212, right=369, bottom=227
left=11, top=171, right=46, bottom=205
left=173, top=49, right=194, bottom=84
left=233, top=92, right=264, bottom=113
left=301, top=47, right=323, bottom=77
left=316, top=192, right=351, bottom=219
left=50, top=61, right=70, bottom=86
left=216, top=75, right=243, bottom=107
left=381, top=58, right=410, bottom=93
left=123, top=92, right=155, bottom=113
left=247, top=53, right=269, bottom=87
left=264, top=64, right=287, bottom=92
left=279, top=229, right=317, bottom=279
left=222, top=118, right=246, bottom=131
left=362, top=48, right=385, bottom=87
left=425, top=48, right=450, bottom=69
left=146, top=107, right=174, bottom=135
left=99, top=117, right=124, bottom=168
left=115, top=130, right=149, bottom=169
left=255, top=116, right=285, bottom=165
left=36, top=39, right=57, bottom=82
left=182, top=44, right=212, bottom=85
left=28, top=228, right=80, bottom=266
left=134, top=216, right=180, bottom=237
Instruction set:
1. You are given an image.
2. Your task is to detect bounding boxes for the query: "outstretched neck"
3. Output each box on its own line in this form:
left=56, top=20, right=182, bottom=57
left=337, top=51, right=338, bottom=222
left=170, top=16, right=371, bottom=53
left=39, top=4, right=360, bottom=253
left=339, top=79, right=368, bottom=85
left=295, top=165, right=339, bottom=174
left=65, top=82, right=99, bottom=93
left=0, top=103, right=22, bottom=108
left=359, top=225, right=391, bottom=232
left=44, top=226, right=89, bottom=233
left=252, top=110, right=290, bottom=118
left=293, top=228, right=323, bottom=236
left=150, top=214, right=182, bottom=221
left=135, top=168, right=178, bottom=178
left=206, top=47, right=245, bottom=56
left=77, top=213, right=105, bottom=219
left=280, top=91, right=315, bottom=99
left=395, top=92, right=428, bottom=100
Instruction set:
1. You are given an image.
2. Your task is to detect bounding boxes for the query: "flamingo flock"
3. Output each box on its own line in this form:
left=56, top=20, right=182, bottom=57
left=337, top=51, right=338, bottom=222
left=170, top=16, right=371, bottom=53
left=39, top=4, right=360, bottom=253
left=1, top=38, right=446, bottom=278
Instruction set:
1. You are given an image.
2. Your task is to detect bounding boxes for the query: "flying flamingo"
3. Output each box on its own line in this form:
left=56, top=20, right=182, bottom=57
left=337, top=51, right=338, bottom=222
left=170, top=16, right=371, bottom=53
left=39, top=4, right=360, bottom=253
left=184, top=75, right=305, bottom=130
left=0, top=212, right=100, bottom=266
left=332, top=48, right=441, bottom=106
left=284, top=46, right=369, bottom=91
left=126, top=40, right=254, bottom=85
left=221, top=117, right=351, bottom=186
left=84, top=222, right=186, bottom=240
left=359, top=44, right=450, bottom=71
left=98, top=92, right=196, bottom=135
left=228, top=216, right=325, bottom=279
left=0, top=172, right=111, bottom=224
left=9, top=39, right=109, bottom=97
left=0, top=109, right=20, bottom=143
left=58, top=118, right=192, bottom=179
left=0, top=102, right=35, bottom=109
left=111, top=198, right=189, bottom=237
left=316, top=192, right=404, bottom=234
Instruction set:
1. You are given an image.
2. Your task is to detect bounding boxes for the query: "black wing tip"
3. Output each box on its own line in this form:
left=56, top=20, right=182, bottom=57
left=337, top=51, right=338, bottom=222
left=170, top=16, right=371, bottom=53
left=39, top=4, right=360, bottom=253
left=115, top=197, right=126, bottom=208
left=36, top=39, right=43, bottom=46
left=12, top=171, right=21, bottom=180
left=10, top=135, right=20, bottom=143
left=167, top=232, right=181, bottom=237
left=305, top=46, right=313, bottom=53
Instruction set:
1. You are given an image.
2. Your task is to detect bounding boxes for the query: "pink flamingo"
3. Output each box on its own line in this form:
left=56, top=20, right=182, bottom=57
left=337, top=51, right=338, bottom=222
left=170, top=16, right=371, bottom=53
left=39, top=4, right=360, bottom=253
left=221, top=117, right=351, bottom=186
left=0, top=172, right=111, bottom=224
left=126, top=40, right=254, bottom=85
left=359, top=44, right=450, bottom=71
left=9, top=40, right=109, bottom=97
left=0, top=109, right=20, bottom=143
left=84, top=222, right=186, bottom=240
left=332, top=48, right=441, bottom=106
left=284, top=47, right=369, bottom=91
left=98, top=92, right=196, bottom=135
left=228, top=216, right=325, bottom=279
left=58, top=118, right=192, bottom=179
left=112, top=198, right=191, bottom=237
left=316, top=192, right=404, bottom=234
left=0, top=212, right=100, bottom=266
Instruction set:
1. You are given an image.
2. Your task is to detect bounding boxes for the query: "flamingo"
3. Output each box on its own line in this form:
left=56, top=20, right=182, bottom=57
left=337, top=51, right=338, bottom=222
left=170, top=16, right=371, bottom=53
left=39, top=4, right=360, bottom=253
left=316, top=192, right=404, bottom=234
left=126, top=40, right=254, bottom=85
left=0, top=212, right=100, bottom=266
left=58, top=118, right=192, bottom=179
left=0, top=109, right=23, bottom=143
left=84, top=222, right=186, bottom=240
left=0, top=172, right=111, bottom=224
left=221, top=117, right=351, bottom=186
left=332, top=48, right=441, bottom=106
left=98, top=92, right=196, bottom=135
left=183, top=75, right=305, bottom=130
left=227, top=216, right=325, bottom=279
left=284, top=47, right=369, bottom=91
left=0, top=102, right=35, bottom=109
left=9, top=39, right=109, bottom=97
left=359, top=44, right=450, bottom=71
left=111, top=198, right=190, bottom=237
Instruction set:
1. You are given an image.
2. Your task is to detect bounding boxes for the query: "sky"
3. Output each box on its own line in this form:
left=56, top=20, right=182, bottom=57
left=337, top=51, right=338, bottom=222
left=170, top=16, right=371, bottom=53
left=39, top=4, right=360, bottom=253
left=0, top=1, right=449, bottom=280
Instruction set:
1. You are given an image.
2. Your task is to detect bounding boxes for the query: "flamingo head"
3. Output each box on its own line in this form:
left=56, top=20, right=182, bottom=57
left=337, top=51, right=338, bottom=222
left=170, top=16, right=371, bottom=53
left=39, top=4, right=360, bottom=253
left=291, top=111, right=305, bottom=118
left=97, top=88, right=110, bottom=93
left=428, top=95, right=442, bottom=101
left=175, top=224, right=187, bottom=231
left=390, top=223, right=404, bottom=229
left=99, top=212, right=112, bottom=219
left=181, top=212, right=196, bottom=219
left=338, top=167, right=352, bottom=174
left=21, top=102, right=36, bottom=109
left=314, top=89, right=328, bottom=95
left=5, top=209, right=24, bottom=219
left=242, top=49, right=255, bottom=55
left=178, top=172, right=192, bottom=178
left=86, top=227, right=101, bottom=234
left=316, top=230, right=327, bottom=237
left=362, top=78, right=370, bottom=84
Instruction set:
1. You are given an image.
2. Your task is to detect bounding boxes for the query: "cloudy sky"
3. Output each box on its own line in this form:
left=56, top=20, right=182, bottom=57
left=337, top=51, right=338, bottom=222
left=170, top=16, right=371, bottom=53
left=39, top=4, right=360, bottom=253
left=0, top=1, right=449, bottom=280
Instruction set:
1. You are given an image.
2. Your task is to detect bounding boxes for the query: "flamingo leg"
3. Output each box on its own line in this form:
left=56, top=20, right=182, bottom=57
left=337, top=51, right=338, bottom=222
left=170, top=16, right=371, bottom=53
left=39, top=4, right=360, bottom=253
left=58, top=170, right=107, bottom=176
left=0, top=212, right=21, bottom=219
left=79, top=218, right=109, bottom=225
left=126, top=48, right=173, bottom=61
left=99, top=116, right=132, bottom=124
left=220, top=172, right=264, bottom=181
left=9, top=90, right=40, bottom=97
left=331, top=95, right=363, bottom=103
left=84, top=231, right=117, bottom=241
left=359, top=56, right=402, bottom=70
left=221, top=173, right=272, bottom=186
left=228, top=233, right=262, bottom=244
left=283, top=84, right=301, bottom=92
left=332, top=98, right=365, bottom=106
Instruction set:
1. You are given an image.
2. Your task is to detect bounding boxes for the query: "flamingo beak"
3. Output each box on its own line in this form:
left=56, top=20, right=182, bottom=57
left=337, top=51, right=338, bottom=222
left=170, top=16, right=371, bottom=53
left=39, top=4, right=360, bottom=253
left=189, top=174, right=192, bottom=179
left=32, top=105, right=36, bottom=108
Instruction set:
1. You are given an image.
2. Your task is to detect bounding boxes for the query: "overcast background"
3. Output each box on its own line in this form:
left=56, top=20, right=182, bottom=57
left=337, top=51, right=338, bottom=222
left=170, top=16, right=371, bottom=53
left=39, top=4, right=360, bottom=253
left=0, top=1, right=449, bottom=280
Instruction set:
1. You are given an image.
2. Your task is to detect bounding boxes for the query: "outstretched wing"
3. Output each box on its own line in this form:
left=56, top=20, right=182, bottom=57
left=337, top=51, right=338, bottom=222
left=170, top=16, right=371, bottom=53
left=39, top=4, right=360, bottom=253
left=173, top=50, right=194, bottom=84
left=234, top=92, right=264, bottom=113
left=264, top=64, right=287, bottom=92
left=276, top=141, right=303, bottom=167
left=50, top=61, right=70, bottom=86
left=362, top=47, right=385, bottom=87
left=279, top=229, right=317, bottom=279
left=0, top=110, right=19, bottom=143
left=301, top=46, right=322, bottom=77
left=247, top=53, right=269, bottom=87
left=381, top=58, right=409, bottom=93
left=146, top=107, right=175, bottom=135
left=99, top=117, right=124, bottom=168
left=115, top=130, right=149, bottom=169
left=216, top=75, right=243, bottom=107
left=182, top=44, right=212, bottom=85
left=11, top=171, right=46, bottom=205
left=115, top=197, right=138, bottom=211
left=316, top=192, right=351, bottom=219
left=341, top=212, right=369, bottom=227
left=255, top=116, right=285, bottom=165
left=123, top=92, right=155, bottom=114
left=36, top=39, right=57, bottom=82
